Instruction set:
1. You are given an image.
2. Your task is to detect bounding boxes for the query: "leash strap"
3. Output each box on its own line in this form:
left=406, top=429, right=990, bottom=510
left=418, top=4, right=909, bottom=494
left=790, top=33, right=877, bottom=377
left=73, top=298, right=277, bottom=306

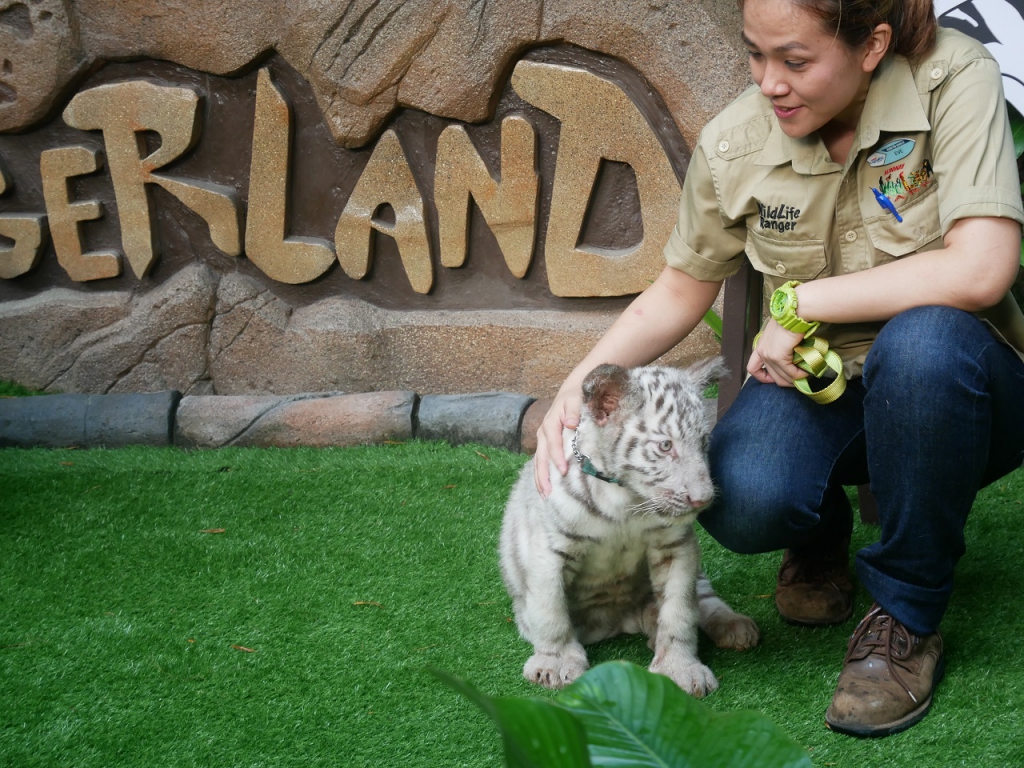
left=792, top=337, right=847, bottom=404
left=754, top=332, right=847, bottom=405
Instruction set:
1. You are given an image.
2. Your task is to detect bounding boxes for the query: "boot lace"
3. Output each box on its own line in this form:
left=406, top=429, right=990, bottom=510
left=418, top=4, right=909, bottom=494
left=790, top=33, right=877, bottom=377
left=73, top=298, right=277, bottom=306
left=844, top=603, right=918, bottom=703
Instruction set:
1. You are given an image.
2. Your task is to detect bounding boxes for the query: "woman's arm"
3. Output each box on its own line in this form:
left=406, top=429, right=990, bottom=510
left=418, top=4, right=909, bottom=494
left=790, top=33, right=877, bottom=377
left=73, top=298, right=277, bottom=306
left=798, top=217, right=1020, bottom=321
left=534, top=265, right=723, bottom=495
left=750, top=216, right=1022, bottom=385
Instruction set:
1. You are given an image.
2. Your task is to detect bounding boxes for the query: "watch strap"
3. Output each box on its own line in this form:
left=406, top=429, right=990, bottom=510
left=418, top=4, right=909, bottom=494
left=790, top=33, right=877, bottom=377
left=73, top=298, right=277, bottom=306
left=771, top=281, right=819, bottom=337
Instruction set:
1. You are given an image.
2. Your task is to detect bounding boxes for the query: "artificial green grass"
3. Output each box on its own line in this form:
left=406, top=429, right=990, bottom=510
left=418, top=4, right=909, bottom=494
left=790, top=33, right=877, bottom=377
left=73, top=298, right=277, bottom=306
left=1, top=442, right=1023, bottom=767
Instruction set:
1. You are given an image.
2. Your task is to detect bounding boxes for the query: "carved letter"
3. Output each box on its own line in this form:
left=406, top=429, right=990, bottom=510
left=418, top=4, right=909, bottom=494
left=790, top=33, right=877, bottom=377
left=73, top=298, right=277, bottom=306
left=435, top=115, right=538, bottom=278
left=245, top=68, right=336, bottom=284
left=62, top=81, right=241, bottom=278
left=335, top=130, right=433, bottom=294
left=0, top=215, right=48, bottom=280
left=0, top=155, right=48, bottom=280
left=511, top=61, right=681, bottom=297
left=40, top=146, right=120, bottom=281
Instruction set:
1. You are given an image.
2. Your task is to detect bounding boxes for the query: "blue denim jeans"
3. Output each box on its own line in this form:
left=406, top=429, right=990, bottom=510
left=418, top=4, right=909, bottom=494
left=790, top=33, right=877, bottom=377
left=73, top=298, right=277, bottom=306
left=699, top=306, right=1024, bottom=636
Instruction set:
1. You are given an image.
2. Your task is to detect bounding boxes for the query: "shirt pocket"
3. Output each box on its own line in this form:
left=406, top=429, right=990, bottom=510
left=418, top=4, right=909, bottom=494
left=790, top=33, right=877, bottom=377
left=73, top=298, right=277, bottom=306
left=864, top=182, right=941, bottom=259
left=744, top=227, right=827, bottom=280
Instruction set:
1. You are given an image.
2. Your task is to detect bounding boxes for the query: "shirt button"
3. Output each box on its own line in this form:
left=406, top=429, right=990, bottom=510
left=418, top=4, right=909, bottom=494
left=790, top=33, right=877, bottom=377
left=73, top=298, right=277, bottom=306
left=718, top=140, right=730, bottom=153
left=930, top=66, right=944, bottom=79
left=844, top=230, right=858, bottom=242
left=775, top=263, right=787, bottom=275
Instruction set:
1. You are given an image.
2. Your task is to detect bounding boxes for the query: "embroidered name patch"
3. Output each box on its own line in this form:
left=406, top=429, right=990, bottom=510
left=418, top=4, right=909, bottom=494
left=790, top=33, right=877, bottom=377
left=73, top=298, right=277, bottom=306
left=757, top=202, right=802, bottom=233
left=877, top=159, right=933, bottom=203
left=867, top=138, right=916, bottom=167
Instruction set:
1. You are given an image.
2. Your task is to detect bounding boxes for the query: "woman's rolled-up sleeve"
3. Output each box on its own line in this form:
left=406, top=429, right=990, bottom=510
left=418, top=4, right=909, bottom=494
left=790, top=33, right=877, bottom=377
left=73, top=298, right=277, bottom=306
left=663, top=142, right=748, bottom=282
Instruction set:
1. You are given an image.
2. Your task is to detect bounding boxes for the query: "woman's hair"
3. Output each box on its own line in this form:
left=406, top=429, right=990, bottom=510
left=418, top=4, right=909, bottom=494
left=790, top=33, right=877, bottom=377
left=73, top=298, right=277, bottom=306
left=741, top=0, right=938, bottom=60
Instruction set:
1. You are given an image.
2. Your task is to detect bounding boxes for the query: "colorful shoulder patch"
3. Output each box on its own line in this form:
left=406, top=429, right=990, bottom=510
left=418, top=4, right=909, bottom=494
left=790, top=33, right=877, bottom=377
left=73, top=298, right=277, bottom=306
left=867, top=138, right=916, bottom=167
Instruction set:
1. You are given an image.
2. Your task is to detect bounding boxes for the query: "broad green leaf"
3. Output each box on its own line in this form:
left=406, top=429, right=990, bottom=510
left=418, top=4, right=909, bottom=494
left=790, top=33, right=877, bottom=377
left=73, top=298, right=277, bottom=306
left=556, top=662, right=812, bottom=768
left=432, top=668, right=593, bottom=768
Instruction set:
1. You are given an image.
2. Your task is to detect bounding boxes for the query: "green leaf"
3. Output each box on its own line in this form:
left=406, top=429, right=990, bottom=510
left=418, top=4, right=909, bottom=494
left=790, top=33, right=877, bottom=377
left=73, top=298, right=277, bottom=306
left=431, top=668, right=593, bottom=768
left=438, top=662, right=812, bottom=768
left=555, top=662, right=812, bottom=768
left=1009, top=102, right=1024, bottom=159
left=702, top=308, right=723, bottom=342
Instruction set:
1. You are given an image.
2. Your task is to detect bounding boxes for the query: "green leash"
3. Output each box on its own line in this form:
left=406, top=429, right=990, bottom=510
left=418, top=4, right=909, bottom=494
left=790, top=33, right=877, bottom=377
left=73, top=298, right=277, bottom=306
left=754, top=332, right=847, bottom=405
left=792, top=336, right=847, bottom=404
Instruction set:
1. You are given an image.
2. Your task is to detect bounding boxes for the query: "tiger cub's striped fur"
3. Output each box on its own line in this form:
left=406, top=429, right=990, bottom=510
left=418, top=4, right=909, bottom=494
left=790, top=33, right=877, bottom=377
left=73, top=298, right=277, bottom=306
left=499, top=359, right=759, bottom=695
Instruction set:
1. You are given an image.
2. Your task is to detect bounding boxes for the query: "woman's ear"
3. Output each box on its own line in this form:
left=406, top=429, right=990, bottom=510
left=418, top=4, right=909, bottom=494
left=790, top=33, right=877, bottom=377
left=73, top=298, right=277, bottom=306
left=862, top=23, right=893, bottom=73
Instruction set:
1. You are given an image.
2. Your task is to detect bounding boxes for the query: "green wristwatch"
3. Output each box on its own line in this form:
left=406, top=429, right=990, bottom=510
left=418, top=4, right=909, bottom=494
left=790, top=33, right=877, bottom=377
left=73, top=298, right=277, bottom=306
left=769, top=280, right=819, bottom=337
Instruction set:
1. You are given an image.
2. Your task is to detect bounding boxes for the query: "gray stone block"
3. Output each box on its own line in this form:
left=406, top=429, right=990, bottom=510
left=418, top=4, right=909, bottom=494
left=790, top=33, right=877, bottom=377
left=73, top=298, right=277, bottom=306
left=0, top=391, right=180, bottom=448
left=0, top=394, right=88, bottom=448
left=85, top=391, right=181, bottom=447
left=417, top=392, right=535, bottom=452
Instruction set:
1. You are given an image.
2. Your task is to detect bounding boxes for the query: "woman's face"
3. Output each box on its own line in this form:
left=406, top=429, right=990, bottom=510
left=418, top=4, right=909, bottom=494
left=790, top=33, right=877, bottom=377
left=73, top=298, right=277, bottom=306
left=741, top=0, right=885, bottom=139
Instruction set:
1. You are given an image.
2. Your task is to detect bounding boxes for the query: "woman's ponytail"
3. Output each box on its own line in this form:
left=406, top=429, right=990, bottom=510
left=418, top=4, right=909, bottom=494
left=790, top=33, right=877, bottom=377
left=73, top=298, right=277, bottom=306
left=891, top=0, right=937, bottom=60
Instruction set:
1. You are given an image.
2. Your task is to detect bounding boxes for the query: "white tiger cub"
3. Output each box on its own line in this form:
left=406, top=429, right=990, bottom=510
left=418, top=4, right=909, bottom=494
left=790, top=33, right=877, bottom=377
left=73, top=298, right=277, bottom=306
left=499, top=358, right=759, bottom=696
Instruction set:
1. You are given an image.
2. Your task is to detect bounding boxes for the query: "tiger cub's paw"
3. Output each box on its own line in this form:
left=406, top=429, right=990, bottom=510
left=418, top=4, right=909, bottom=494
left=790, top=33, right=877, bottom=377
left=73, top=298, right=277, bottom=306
left=649, top=656, right=719, bottom=697
left=523, top=651, right=589, bottom=689
left=703, top=611, right=760, bottom=651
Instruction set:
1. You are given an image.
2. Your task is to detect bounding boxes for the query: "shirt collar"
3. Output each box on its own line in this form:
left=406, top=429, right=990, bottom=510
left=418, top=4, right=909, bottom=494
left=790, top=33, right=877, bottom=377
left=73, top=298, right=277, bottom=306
left=754, top=122, right=836, bottom=175
left=855, top=53, right=931, bottom=150
left=753, top=54, right=930, bottom=175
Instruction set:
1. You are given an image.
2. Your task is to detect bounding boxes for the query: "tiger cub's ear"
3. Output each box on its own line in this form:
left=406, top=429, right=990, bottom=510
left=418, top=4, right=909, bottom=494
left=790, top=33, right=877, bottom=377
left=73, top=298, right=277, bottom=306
left=581, top=364, right=631, bottom=426
left=685, top=356, right=728, bottom=391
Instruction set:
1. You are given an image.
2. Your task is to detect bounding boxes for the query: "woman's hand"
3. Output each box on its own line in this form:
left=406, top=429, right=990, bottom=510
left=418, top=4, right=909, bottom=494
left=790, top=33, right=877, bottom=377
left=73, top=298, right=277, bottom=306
left=534, top=387, right=582, bottom=497
left=746, top=319, right=807, bottom=386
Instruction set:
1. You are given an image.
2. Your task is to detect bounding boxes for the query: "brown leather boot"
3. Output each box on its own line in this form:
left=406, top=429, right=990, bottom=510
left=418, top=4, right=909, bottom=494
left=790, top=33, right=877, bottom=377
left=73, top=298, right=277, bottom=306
left=774, top=537, right=854, bottom=626
left=825, top=604, right=944, bottom=737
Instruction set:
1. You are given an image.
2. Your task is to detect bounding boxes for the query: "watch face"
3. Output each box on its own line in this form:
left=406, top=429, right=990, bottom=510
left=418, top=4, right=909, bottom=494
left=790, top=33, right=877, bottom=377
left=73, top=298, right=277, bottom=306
left=770, top=288, right=791, bottom=319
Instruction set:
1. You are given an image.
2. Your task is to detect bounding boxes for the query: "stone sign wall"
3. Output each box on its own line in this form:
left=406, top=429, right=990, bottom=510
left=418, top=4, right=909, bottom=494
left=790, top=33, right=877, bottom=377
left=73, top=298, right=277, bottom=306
left=0, top=0, right=748, bottom=397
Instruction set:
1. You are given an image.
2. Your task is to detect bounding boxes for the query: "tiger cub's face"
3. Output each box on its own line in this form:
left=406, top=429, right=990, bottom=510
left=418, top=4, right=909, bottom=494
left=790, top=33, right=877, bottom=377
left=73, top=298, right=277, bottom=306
left=580, top=360, right=724, bottom=520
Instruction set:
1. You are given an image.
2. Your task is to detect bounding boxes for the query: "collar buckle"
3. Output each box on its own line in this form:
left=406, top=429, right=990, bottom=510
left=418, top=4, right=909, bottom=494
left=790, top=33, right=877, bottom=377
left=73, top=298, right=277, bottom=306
left=571, top=428, right=621, bottom=485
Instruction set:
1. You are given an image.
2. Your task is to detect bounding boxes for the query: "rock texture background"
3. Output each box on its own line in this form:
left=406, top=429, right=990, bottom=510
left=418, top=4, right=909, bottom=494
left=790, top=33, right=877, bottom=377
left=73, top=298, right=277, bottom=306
left=0, top=0, right=747, bottom=398
left=1, top=0, right=746, bottom=147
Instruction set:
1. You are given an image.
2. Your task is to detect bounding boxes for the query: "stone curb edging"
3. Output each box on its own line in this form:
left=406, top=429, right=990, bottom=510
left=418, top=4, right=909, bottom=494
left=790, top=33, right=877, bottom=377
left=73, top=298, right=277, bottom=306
left=0, top=390, right=718, bottom=454
left=0, top=390, right=554, bottom=455
left=0, top=391, right=182, bottom=449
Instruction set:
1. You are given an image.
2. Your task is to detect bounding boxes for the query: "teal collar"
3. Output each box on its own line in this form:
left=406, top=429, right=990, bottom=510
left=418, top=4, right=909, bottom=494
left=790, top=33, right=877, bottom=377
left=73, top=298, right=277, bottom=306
left=571, top=428, right=621, bottom=485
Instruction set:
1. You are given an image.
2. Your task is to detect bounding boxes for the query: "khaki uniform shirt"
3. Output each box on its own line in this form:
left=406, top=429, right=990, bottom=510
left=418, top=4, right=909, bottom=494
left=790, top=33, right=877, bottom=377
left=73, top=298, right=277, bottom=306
left=664, top=28, right=1024, bottom=378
